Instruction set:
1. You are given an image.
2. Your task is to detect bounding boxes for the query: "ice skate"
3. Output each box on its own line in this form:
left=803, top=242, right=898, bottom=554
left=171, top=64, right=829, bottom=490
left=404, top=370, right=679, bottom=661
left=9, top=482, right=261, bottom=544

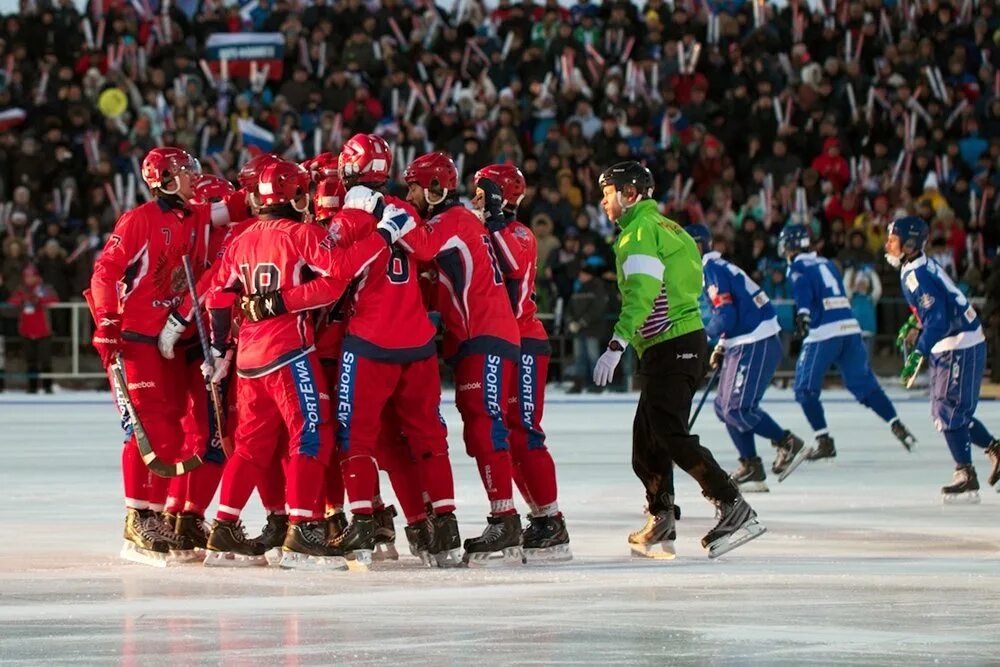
left=147, top=512, right=199, bottom=564
left=628, top=509, right=676, bottom=560
left=331, top=514, right=376, bottom=571
left=890, top=419, right=917, bottom=452
left=941, top=465, right=980, bottom=504
left=204, top=519, right=268, bottom=567
left=462, top=514, right=524, bottom=567
left=731, top=457, right=769, bottom=493
left=986, top=440, right=1000, bottom=488
left=254, top=512, right=289, bottom=565
left=805, top=434, right=836, bottom=462
left=702, top=496, right=766, bottom=559
left=428, top=512, right=463, bottom=568
left=523, top=514, right=572, bottom=564
left=326, top=510, right=348, bottom=543
left=171, top=513, right=210, bottom=563
left=772, top=431, right=809, bottom=481
left=404, top=520, right=434, bottom=566
left=280, top=521, right=349, bottom=571
left=372, top=505, right=399, bottom=562
left=120, top=508, right=169, bottom=567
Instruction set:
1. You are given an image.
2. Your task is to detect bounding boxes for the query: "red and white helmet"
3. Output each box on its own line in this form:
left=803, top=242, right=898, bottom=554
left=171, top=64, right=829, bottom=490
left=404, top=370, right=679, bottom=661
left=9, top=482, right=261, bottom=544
left=190, top=174, right=235, bottom=204
left=257, top=161, right=311, bottom=212
left=314, top=176, right=346, bottom=221
left=403, top=152, right=458, bottom=203
left=474, top=163, right=526, bottom=208
left=302, top=152, right=341, bottom=183
left=238, top=153, right=282, bottom=191
left=339, top=133, right=392, bottom=185
left=141, top=147, right=200, bottom=194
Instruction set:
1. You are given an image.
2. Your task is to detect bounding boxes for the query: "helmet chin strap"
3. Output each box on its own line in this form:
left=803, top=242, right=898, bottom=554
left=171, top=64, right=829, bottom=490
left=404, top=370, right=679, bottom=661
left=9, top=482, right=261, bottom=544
left=425, top=187, right=448, bottom=207
left=292, top=194, right=311, bottom=213
left=616, top=189, right=642, bottom=212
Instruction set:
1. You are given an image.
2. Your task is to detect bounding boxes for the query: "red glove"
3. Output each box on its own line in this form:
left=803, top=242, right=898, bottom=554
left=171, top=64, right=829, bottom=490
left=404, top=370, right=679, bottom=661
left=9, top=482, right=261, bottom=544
left=92, top=315, right=123, bottom=368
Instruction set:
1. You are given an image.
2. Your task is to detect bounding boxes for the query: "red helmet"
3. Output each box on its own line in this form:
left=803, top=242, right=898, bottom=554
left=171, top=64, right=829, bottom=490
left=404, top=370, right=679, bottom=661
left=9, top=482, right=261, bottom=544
left=257, top=161, right=311, bottom=210
left=474, top=164, right=526, bottom=208
left=314, top=176, right=346, bottom=221
left=303, top=152, right=341, bottom=183
left=403, top=152, right=458, bottom=192
left=191, top=174, right=235, bottom=204
left=238, top=153, right=282, bottom=191
left=339, top=133, right=392, bottom=184
left=141, top=147, right=200, bottom=193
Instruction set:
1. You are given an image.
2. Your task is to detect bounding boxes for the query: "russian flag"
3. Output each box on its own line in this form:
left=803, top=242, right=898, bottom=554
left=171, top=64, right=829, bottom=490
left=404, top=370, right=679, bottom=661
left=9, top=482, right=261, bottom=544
left=238, top=119, right=274, bottom=153
left=0, top=108, right=27, bottom=132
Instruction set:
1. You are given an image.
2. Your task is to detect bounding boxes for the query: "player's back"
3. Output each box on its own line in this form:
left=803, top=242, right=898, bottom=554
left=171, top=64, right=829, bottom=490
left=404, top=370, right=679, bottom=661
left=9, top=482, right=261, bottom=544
left=495, top=219, right=548, bottom=344
left=789, top=252, right=860, bottom=341
left=704, top=254, right=778, bottom=343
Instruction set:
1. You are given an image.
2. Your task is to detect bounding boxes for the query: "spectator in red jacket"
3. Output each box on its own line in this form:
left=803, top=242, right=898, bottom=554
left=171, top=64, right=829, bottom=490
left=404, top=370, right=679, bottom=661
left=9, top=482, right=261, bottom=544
left=810, top=137, right=850, bottom=192
left=7, top=265, right=58, bottom=394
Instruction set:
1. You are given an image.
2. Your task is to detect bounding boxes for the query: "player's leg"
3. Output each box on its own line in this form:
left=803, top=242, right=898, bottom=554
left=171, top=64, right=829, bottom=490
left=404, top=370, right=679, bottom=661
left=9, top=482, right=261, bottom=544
left=963, top=343, right=1000, bottom=487
left=932, top=346, right=986, bottom=502
left=714, top=343, right=762, bottom=484
left=319, top=360, right=347, bottom=538
left=794, top=339, right=837, bottom=460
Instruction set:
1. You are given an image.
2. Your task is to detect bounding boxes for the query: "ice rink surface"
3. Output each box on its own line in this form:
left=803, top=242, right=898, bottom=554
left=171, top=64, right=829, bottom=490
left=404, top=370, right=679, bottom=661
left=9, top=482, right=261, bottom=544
left=1, top=388, right=999, bottom=665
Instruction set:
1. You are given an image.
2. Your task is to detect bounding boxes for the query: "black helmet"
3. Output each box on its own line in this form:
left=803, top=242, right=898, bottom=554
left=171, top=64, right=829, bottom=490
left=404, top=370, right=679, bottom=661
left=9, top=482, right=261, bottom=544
left=599, top=161, right=654, bottom=198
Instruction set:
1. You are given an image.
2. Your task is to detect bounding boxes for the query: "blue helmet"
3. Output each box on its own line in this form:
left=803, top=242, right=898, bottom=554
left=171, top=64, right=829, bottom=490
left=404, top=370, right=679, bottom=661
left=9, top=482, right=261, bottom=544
left=887, top=216, right=928, bottom=254
left=777, top=223, right=812, bottom=257
left=685, top=223, right=711, bottom=254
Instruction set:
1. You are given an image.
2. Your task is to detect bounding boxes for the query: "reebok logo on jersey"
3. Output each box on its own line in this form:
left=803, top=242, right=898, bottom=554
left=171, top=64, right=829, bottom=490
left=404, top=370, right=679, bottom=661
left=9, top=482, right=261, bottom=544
left=457, top=382, right=482, bottom=392
left=127, top=381, right=156, bottom=390
left=676, top=353, right=698, bottom=360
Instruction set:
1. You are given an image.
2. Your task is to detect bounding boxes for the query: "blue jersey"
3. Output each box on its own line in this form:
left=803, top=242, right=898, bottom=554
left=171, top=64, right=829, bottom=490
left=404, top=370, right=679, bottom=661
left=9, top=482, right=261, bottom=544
left=787, top=252, right=861, bottom=342
left=702, top=252, right=780, bottom=347
left=900, top=254, right=984, bottom=356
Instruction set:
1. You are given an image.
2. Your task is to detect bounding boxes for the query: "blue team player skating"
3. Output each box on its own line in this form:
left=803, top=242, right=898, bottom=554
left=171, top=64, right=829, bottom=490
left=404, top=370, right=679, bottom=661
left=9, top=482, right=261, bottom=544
left=885, top=217, right=1000, bottom=502
left=777, top=224, right=917, bottom=459
left=687, top=224, right=808, bottom=491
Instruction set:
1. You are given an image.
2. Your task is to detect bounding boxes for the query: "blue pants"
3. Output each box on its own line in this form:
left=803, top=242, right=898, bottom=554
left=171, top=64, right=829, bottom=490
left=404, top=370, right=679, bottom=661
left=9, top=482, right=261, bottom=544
left=794, top=333, right=897, bottom=433
left=930, top=342, right=994, bottom=465
left=714, top=335, right=786, bottom=458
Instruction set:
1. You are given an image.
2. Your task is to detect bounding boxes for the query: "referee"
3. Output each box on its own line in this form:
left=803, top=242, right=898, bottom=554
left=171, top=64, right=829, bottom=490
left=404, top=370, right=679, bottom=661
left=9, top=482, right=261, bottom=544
left=593, top=161, right=765, bottom=559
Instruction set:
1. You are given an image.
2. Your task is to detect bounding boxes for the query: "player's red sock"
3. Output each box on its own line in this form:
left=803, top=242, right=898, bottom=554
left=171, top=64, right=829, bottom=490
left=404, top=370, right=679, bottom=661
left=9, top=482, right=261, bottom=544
left=325, top=448, right=345, bottom=512
left=147, top=473, right=169, bottom=512
left=417, top=453, right=455, bottom=516
left=388, top=462, right=429, bottom=523
left=518, top=449, right=559, bottom=516
left=122, top=444, right=149, bottom=509
left=184, top=461, right=224, bottom=517
left=341, top=455, right=378, bottom=515
left=257, top=457, right=286, bottom=515
left=216, top=455, right=261, bottom=522
left=164, top=476, right=186, bottom=515
left=475, top=450, right=515, bottom=515
left=285, top=454, right=326, bottom=523
left=512, top=462, right=537, bottom=514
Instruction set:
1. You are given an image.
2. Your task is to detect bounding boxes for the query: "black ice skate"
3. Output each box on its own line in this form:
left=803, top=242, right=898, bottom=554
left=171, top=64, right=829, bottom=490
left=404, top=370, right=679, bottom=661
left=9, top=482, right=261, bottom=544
left=121, top=508, right=169, bottom=567
left=702, top=496, right=766, bottom=559
left=204, top=519, right=268, bottom=567
left=253, top=512, right=289, bottom=565
left=523, top=514, right=572, bottom=564
left=280, top=521, right=349, bottom=571
left=628, top=508, right=676, bottom=560
left=372, top=505, right=399, bottom=562
left=429, top=512, right=463, bottom=568
left=890, top=419, right=917, bottom=452
left=326, top=510, right=348, bottom=543
left=462, top=514, right=524, bottom=566
left=985, top=440, right=1000, bottom=488
left=331, top=514, right=376, bottom=570
left=805, top=434, right=836, bottom=462
left=772, top=431, right=809, bottom=481
left=170, top=513, right=209, bottom=563
left=941, top=465, right=980, bottom=504
left=404, top=520, right=434, bottom=566
left=731, top=457, right=769, bottom=493
left=147, top=512, right=198, bottom=564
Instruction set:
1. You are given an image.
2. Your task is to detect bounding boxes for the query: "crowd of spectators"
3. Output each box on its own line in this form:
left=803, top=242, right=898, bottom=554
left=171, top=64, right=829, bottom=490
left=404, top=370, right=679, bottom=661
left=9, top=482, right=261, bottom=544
left=1, top=0, right=999, bottom=388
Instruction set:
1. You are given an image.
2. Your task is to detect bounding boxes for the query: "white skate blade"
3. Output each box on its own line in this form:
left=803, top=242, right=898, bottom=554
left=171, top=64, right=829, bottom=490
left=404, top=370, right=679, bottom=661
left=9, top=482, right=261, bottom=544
left=264, top=547, right=283, bottom=566
left=432, top=547, right=464, bottom=568
left=202, top=550, right=267, bottom=568
left=373, top=542, right=399, bottom=562
left=737, top=480, right=770, bottom=493
left=167, top=548, right=204, bottom=565
left=629, top=541, right=676, bottom=560
left=524, top=543, right=573, bottom=564
left=941, top=491, right=981, bottom=505
left=463, top=546, right=524, bottom=567
left=778, top=447, right=812, bottom=482
left=120, top=541, right=168, bottom=568
left=707, top=520, right=767, bottom=559
left=345, top=549, right=373, bottom=572
left=278, top=551, right=349, bottom=571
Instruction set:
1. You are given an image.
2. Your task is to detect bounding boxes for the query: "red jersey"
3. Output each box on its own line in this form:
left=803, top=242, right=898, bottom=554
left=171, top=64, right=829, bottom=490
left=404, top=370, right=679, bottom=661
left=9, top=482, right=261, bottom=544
left=177, top=216, right=260, bottom=322
left=9, top=284, right=58, bottom=339
left=489, top=219, right=550, bottom=347
left=205, top=217, right=387, bottom=377
left=397, top=200, right=520, bottom=362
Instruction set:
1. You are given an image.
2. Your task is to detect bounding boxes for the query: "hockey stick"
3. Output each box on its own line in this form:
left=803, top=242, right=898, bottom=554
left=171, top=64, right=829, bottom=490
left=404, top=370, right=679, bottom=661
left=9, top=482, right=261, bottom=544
left=689, top=364, right=722, bottom=431
left=181, top=255, right=234, bottom=459
left=905, top=355, right=924, bottom=390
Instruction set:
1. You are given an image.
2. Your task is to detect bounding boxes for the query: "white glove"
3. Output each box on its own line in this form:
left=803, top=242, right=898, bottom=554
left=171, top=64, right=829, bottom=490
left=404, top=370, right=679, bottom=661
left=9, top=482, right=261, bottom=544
left=200, top=347, right=231, bottom=384
left=343, top=185, right=383, bottom=214
left=593, top=337, right=627, bottom=387
left=567, top=321, right=581, bottom=334
left=158, top=311, right=188, bottom=359
left=376, top=204, right=417, bottom=244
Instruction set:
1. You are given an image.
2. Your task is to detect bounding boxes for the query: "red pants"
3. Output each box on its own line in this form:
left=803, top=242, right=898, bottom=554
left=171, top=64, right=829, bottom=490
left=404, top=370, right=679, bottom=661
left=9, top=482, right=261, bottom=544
left=507, top=352, right=558, bottom=514
left=376, top=403, right=433, bottom=524
left=321, top=361, right=344, bottom=513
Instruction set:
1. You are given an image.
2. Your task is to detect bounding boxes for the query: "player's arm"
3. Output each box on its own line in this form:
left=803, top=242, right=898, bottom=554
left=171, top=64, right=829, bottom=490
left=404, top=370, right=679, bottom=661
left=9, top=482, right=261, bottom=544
left=789, top=266, right=813, bottom=337
left=207, top=189, right=252, bottom=227
left=487, top=219, right=530, bottom=279
left=89, top=209, right=147, bottom=322
left=612, top=221, right=663, bottom=346
left=704, top=267, right=737, bottom=340
left=912, top=272, right=949, bottom=356
left=396, top=219, right=447, bottom=262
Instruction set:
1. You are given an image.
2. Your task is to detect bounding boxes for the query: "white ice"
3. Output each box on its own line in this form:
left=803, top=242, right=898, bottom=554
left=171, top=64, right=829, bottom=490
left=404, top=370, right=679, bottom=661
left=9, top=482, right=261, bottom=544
left=1, top=388, right=999, bottom=665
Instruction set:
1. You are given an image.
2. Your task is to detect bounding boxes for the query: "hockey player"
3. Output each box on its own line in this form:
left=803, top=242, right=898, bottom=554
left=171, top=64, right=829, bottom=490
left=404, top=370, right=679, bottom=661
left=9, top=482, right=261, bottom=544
left=89, top=146, right=249, bottom=566
left=778, top=223, right=916, bottom=459
left=200, top=160, right=416, bottom=569
left=473, top=164, right=571, bottom=563
left=686, top=224, right=807, bottom=490
left=886, top=216, right=1000, bottom=502
left=398, top=152, right=525, bottom=565
left=593, top=161, right=765, bottom=559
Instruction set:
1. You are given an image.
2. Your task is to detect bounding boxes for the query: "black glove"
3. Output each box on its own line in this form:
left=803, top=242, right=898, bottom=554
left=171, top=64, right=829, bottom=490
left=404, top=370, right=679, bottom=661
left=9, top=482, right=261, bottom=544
left=241, top=291, right=288, bottom=323
left=794, top=311, right=811, bottom=339
left=478, top=178, right=507, bottom=231
left=710, top=342, right=725, bottom=370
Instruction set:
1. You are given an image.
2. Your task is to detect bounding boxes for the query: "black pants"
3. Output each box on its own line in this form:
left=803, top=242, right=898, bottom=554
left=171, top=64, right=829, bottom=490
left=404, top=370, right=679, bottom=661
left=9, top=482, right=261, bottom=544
left=24, top=337, right=53, bottom=394
left=632, top=331, right=737, bottom=514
